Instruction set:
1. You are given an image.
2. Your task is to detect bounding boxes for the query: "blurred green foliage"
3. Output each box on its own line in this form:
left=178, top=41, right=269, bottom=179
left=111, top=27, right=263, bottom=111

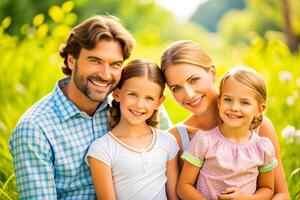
left=0, top=0, right=299, bottom=199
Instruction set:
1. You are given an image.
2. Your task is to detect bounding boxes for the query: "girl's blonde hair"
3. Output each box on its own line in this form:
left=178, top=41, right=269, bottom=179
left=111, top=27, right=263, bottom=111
left=219, top=66, right=267, bottom=130
left=109, top=59, right=165, bottom=129
left=160, top=40, right=214, bottom=73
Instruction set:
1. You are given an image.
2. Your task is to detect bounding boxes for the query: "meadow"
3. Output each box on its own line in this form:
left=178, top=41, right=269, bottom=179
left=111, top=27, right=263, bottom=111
left=0, top=3, right=299, bottom=199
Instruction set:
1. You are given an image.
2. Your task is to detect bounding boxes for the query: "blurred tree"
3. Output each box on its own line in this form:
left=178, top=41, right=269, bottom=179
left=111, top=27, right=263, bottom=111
left=217, top=0, right=299, bottom=52
left=190, top=0, right=245, bottom=32
left=0, top=0, right=65, bottom=34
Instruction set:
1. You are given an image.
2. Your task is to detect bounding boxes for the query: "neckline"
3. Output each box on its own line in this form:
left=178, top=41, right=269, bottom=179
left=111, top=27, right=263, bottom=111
left=216, top=126, right=257, bottom=146
left=108, top=127, right=157, bottom=153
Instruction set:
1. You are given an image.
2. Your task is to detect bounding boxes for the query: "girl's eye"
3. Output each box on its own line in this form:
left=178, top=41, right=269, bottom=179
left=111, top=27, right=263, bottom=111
left=223, top=97, right=231, bottom=102
left=241, top=101, right=249, bottom=105
left=128, top=93, right=137, bottom=97
left=146, top=97, right=154, bottom=101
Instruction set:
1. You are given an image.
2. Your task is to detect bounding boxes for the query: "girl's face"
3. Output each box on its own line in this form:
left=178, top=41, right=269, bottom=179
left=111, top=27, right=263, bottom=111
left=164, top=63, right=218, bottom=115
left=113, top=77, right=164, bottom=126
left=218, top=77, right=265, bottom=130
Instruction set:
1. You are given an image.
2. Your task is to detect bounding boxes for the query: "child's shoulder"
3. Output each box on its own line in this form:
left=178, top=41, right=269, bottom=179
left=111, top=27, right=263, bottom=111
left=155, top=128, right=178, bottom=143
left=90, top=132, right=114, bottom=148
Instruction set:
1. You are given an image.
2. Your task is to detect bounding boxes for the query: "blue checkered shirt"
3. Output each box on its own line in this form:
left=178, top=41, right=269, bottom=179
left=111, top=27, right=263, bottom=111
left=9, top=77, right=109, bottom=199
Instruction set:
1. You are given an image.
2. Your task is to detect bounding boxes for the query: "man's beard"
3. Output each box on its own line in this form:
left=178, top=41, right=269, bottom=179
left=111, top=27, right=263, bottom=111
left=73, top=62, right=116, bottom=102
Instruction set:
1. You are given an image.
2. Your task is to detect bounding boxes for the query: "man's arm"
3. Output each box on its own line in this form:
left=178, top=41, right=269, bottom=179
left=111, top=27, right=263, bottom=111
left=9, top=121, right=57, bottom=199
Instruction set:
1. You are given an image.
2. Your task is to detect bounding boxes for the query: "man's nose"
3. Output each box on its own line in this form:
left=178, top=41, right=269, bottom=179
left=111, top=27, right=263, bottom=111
left=99, top=63, right=112, bottom=80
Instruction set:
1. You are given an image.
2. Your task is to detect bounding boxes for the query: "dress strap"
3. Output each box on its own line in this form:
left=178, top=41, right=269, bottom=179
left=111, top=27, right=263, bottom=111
left=175, top=125, right=190, bottom=151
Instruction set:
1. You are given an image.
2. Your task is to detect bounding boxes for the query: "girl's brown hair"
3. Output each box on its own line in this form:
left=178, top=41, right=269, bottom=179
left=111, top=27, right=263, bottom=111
left=219, top=66, right=267, bottom=130
left=160, top=40, right=214, bottom=73
left=109, top=59, right=165, bottom=129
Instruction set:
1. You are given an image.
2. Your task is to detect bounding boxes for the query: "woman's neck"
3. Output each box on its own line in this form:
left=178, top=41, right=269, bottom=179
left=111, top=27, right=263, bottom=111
left=185, top=97, right=221, bottom=131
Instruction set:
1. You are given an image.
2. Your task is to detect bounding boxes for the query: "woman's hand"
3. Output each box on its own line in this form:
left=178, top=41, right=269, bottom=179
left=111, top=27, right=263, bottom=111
left=217, top=187, right=249, bottom=200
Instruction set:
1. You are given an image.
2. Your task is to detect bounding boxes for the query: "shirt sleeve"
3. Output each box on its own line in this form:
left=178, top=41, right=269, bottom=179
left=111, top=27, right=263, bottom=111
left=181, top=132, right=209, bottom=168
left=164, top=131, right=179, bottom=161
left=85, top=136, right=112, bottom=168
left=258, top=137, right=278, bottom=173
left=9, top=121, right=57, bottom=199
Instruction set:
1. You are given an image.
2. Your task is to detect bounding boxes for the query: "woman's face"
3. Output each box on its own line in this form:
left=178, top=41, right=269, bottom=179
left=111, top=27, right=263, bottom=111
left=164, top=63, right=218, bottom=115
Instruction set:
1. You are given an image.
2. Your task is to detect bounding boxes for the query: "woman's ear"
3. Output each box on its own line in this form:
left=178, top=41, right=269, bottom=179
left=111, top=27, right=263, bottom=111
left=155, top=95, right=165, bottom=110
left=67, top=55, right=76, bottom=70
left=112, top=89, right=120, bottom=102
left=209, top=65, right=217, bottom=82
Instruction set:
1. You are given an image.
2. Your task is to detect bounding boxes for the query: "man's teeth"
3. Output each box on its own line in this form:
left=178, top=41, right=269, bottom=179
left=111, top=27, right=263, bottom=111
left=91, top=80, right=109, bottom=87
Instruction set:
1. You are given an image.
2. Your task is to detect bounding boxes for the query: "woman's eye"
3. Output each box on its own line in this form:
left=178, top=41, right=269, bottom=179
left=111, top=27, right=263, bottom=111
left=190, top=77, right=200, bottom=84
left=172, top=86, right=180, bottom=93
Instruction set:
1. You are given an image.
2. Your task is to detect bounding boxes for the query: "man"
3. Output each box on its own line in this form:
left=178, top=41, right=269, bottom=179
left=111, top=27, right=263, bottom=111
left=9, top=15, right=135, bottom=199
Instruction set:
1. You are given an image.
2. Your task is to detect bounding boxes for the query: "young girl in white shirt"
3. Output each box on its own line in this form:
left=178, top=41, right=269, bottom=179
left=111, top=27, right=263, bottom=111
left=86, top=59, right=179, bottom=200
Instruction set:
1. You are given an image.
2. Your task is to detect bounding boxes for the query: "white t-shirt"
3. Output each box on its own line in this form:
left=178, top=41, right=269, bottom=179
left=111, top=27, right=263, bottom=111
left=86, top=127, right=179, bottom=200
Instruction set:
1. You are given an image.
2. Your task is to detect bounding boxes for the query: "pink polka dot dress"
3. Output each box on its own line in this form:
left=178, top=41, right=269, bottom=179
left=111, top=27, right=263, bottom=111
left=181, top=126, right=277, bottom=200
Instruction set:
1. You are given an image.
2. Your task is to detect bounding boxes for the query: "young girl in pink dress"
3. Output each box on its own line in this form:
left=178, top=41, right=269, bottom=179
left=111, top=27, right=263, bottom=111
left=177, top=66, right=277, bottom=200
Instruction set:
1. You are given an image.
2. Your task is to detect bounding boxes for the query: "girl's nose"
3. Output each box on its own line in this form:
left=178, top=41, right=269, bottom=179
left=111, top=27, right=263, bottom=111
left=230, top=101, right=239, bottom=111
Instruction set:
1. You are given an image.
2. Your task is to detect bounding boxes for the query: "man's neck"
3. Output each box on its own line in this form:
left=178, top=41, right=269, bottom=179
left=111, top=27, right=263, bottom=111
left=61, top=79, right=100, bottom=116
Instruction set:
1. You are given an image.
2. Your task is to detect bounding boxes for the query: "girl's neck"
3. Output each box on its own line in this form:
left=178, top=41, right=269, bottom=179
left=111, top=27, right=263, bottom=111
left=185, top=97, right=221, bottom=131
left=219, top=123, right=252, bottom=144
left=112, top=119, right=152, bottom=138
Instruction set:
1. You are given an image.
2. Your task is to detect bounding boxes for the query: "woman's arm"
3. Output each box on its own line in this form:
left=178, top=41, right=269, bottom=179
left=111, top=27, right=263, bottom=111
left=169, top=127, right=184, bottom=168
left=260, top=117, right=290, bottom=200
left=166, top=155, right=179, bottom=200
left=89, top=157, right=116, bottom=200
left=177, top=161, right=207, bottom=200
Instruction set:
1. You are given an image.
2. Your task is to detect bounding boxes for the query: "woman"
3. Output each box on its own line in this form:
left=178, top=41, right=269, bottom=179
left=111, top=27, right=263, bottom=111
left=160, top=40, right=290, bottom=200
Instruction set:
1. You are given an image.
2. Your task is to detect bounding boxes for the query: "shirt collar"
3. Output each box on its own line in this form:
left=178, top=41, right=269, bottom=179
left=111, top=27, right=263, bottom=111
left=52, top=77, right=109, bottom=121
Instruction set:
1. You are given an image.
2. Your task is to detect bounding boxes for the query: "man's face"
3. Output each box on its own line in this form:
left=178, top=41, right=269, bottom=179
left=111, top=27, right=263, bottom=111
left=69, top=40, right=124, bottom=103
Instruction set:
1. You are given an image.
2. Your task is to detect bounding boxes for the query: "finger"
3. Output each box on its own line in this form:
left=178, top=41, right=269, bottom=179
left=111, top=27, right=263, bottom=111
left=217, top=194, right=232, bottom=200
left=223, top=187, right=236, bottom=194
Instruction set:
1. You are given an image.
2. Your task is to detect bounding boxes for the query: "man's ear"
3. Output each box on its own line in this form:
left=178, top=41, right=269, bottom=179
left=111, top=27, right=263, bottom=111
left=155, top=95, right=165, bottom=110
left=67, top=55, right=76, bottom=70
left=112, top=89, right=120, bottom=102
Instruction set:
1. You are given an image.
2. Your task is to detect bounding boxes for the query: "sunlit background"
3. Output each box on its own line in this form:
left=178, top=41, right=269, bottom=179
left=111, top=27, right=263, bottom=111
left=0, top=0, right=299, bottom=199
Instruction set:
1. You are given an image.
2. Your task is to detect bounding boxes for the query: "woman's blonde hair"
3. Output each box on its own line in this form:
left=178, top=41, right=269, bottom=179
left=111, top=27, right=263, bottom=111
left=160, top=40, right=214, bottom=73
left=219, top=66, right=267, bottom=130
left=109, top=59, right=165, bottom=129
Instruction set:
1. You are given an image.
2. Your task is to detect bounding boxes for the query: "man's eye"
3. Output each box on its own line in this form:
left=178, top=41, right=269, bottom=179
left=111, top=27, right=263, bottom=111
left=89, top=59, right=99, bottom=64
left=111, top=63, right=122, bottom=69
